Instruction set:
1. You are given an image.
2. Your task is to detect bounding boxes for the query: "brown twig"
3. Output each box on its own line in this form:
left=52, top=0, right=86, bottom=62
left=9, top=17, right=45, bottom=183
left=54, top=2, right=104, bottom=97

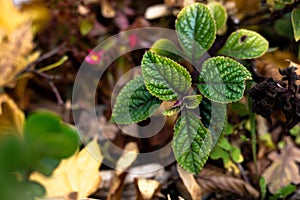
left=239, top=0, right=300, bottom=26
left=29, top=70, right=64, bottom=106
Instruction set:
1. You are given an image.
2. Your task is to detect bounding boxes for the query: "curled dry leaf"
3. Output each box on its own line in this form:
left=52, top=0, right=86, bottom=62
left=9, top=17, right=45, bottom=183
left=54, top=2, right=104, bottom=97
left=263, top=141, right=300, bottom=194
left=31, top=137, right=103, bottom=199
left=196, top=168, right=259, bottom=198
left=0, top=93, right=25, bottom=138
left=177, top=164, right=201, bottom=200
left=134, top=178, right=161, bottom=200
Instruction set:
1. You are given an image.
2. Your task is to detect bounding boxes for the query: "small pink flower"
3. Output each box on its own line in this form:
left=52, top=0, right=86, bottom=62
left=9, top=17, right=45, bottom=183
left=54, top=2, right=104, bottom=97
left=85, top=50, right=104, bottom=65
left=129, top=33, right=137, bottom=48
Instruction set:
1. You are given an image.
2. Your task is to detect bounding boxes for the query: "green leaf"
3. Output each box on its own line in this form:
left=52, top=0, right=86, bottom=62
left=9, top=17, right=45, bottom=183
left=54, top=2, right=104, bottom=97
left=230, top=145, right=243, bottom=163
left=24, top=112, right=79, bottom=159
left=176, top=3, right=216, bottom=59
left=207, top=2, right=227, bottom=31
left=142, top=51, right=192, bottom=101
left=259, top=177, right=267, bottom=200
left=162, top=105, right=181, bottom=116
left=218, top=29, right=269, bottom=59
left=292, top=8, right=300, bottom=42
left=274, top=0, right=294, bottom=4
left=270, top=184, right=296, bottom=200
left=172, top=108, right=212, bottom=174
left=111, top=75, right=162, bottom=124
left=79, top=19, right=93, bottom=36
left=218, top=137, right=231, bottom=151
left=183, top=95, right=202, bottom=109
left=197, top=56, right=252, bottom=103
left=150, top=38, right=183, bottom=61
left=199, top=97, right=227, bottom=144
left=210, top=146, right=230, bottom=162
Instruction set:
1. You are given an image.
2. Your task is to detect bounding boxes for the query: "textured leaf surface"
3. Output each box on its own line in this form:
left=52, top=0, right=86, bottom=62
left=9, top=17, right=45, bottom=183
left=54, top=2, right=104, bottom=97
left=218, top=29, right=268, bottom=59
left=172, top=108, right=212, bottom=174
left=199, top=97, right=227, bottom=144
left=111, top=75, right=161, bottom=124
left=183, top=95, right=202, bottom=109
left=292, top=8, right=300, bottom=42
left=207, top=2, right=227, bottom=31
left=197, top=57, right=252, bottom=103
left=142, top=51, right=192, bottom=101
left=176, top=3, right=216, bottom=59
left=162, top=105, right=181, bottom=116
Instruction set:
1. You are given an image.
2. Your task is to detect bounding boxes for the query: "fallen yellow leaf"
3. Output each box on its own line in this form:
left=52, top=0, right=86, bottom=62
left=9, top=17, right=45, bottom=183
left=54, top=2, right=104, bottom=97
left=0, top=93, right=25, bottom=138
left=31, top=137, right=103, bottom=199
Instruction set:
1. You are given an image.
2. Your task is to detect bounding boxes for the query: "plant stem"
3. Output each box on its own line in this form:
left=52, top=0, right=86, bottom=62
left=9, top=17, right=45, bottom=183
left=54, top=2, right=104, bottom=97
left=247, top=81, right=258, bottom=178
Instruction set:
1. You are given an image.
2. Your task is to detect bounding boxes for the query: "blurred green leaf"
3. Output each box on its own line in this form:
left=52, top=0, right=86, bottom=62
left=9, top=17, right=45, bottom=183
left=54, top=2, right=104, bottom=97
left=79, top=19, right=93, bottom=36
left=25, top=112, right=79, bottom=159
left=270, top=184, right=296, bottom=200
left=259, top=177, right=267, bottom=200
left=207, top=2, right=227, bottom=32
left=274, top=0, right=294, bottom=4
left=292, top=8, right=300, bottom=41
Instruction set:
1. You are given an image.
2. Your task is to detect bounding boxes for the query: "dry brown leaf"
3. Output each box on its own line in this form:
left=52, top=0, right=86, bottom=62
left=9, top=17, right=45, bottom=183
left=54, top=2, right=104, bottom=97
left=144, top=4, right=172, bottom=20
left=177, top=165, right=201, bottom=200
left=263, top=141, right=300, bottom=194
left=134, top=178, right=161, bottom=200
left=196, top=168, right=259, bottom=198
left=255, top=50, right=300, bottom=81
left=0, top=93, right=24, bottom=138
left=31, top=137, right=103, bottom=199
left=101, top=0, right=116, bottom=18
left=0, top=24, right=40, bottom=87
left=225, top=0, right=260, bottom=21
left=115, top=142, right=139, bottom=175
left=107, top=142, right=139, bottom=200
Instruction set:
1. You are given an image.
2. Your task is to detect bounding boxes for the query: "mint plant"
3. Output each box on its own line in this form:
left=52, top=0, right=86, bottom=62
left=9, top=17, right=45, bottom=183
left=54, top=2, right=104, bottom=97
left=111, top=3, right=269, bottom=174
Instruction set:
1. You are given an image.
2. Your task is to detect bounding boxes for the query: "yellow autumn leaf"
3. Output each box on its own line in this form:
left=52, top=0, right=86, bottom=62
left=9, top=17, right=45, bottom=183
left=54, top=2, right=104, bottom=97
left=0, top=0, right=49, bottom=34
left=0, top=93, right=25, bottom=138
left=31, top=137, right=103, bottom=199
left=0, top=24, right=40, bottom=87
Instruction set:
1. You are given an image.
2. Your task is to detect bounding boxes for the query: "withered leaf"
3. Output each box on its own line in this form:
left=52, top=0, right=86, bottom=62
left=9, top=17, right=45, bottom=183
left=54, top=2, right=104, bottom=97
left=250, top=66, right=300, bottom=129
left=0, top=24, right=39, bottom=87
left=263, top=142, right=300, bottom=194
left=0, top=93, right=24, bottom=138
left=177, top=165, right=201, bottom=200
left=134, top=178, right=161, bottom=200
left=196, top=168, right=259, bottom=198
